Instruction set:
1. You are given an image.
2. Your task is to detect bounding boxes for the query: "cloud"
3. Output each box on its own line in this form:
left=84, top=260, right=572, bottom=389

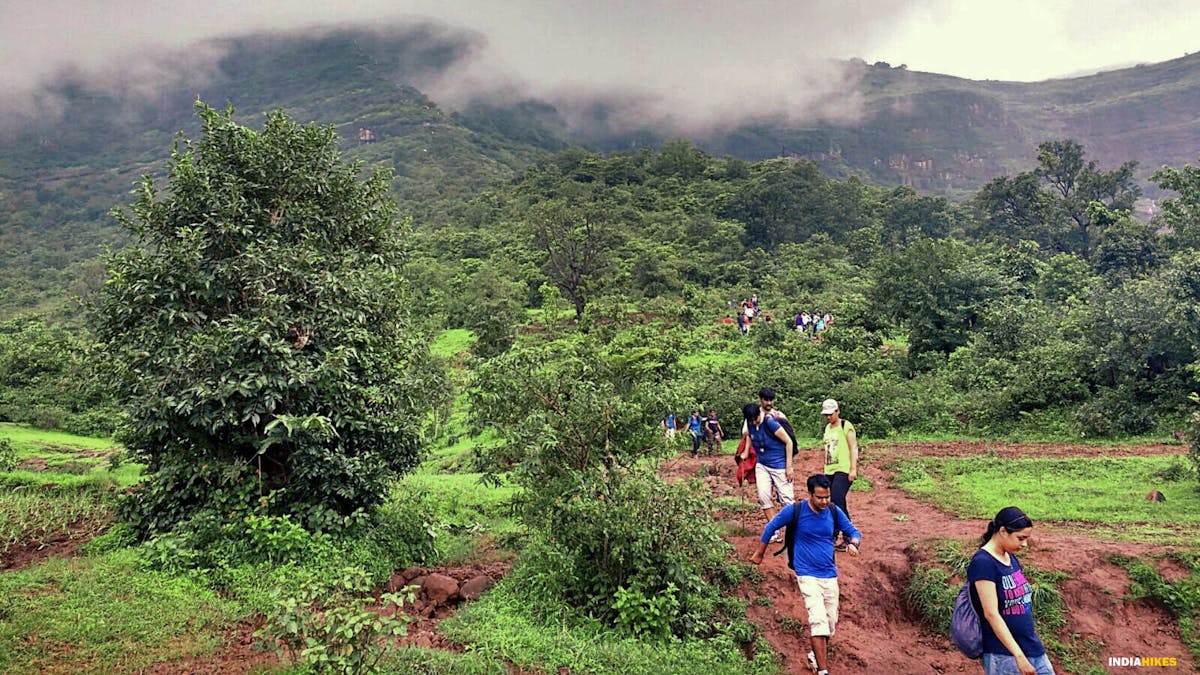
left=0, top=1, right=947, bottom=137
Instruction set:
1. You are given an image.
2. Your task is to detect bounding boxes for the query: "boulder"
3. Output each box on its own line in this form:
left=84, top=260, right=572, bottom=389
left=421, top=573, right=459, bottom=606
left=459, top=574, right=496, bottom=601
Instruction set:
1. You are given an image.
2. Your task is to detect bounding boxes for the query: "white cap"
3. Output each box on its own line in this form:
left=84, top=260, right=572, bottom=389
left=820, top=399, right=839, bottom=415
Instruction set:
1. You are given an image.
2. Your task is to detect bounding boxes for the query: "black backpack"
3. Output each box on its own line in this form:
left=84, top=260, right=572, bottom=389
left=774, top=501, right=845, bottom=571
left=775, top=416, right=799, bottom=456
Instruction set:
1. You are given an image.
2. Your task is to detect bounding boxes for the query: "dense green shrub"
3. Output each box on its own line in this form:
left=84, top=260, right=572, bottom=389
left=92, top=104, right=442, bottom=537
left=510, top=467, right=733, bottom=638
left=472, top=332, right=742, bottom=639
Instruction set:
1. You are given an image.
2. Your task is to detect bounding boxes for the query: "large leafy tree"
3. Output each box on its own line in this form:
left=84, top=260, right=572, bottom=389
left=93, top=104, right=438, bottom=536
left=973, top=140, right=1138, bottom=256
left=1035, top=140, right=1139, bottom=256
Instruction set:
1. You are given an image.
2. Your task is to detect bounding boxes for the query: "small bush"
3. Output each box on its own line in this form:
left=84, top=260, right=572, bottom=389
left=256, top=566, right=415, bottom=674
left=0, top=438, right=16, bottom=472
left=507, top=466, right=735, bottom=639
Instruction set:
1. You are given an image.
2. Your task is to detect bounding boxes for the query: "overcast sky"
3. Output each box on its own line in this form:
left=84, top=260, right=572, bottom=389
left=2, top=0, right=1198, bottom=131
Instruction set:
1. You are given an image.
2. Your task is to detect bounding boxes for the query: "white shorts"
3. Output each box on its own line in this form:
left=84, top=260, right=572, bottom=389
left=754, top=464, right=794, bottom=510
left=796, top=575, right=839, bottom=637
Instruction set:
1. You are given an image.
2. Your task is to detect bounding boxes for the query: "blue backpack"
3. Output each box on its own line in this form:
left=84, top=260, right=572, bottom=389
left=950, top=582, right=983, bottom=659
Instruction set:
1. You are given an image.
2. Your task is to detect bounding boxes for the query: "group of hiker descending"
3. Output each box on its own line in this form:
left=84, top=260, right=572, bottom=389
left=725, top=293, right=834, bottom=339
left=673, top=389, right=1054, bottom=675
left=795, top=309, right=833, bottom=336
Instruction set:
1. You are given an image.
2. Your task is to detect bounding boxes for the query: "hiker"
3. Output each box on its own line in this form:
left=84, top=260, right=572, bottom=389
left=740, top=387, right=789, bottom=441
left=686, top=410, right=704, bottom=457
left=968, top=506, right=1054, bottom=675
left=820, top=398, right=859, bottom=530
left=661, top=413, right=677, bottom=439
left=749, top=474, right=860, bottom=675
left=741, top=402, right=794, bottom=542
left=703, top=409, right=724, bottom=455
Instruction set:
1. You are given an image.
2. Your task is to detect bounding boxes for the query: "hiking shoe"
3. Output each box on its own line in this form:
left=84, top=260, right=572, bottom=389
left=807, top=651, right=818, bottom=672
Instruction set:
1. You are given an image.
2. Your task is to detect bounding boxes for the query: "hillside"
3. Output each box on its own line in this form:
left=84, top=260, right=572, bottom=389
left=702, top=55, right=1200, bottom=196
left=4, top=27, right=1200, bottom=317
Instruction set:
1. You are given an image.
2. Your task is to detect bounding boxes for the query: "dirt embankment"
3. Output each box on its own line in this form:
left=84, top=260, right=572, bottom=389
left=661, top=441, right=1195, bottom=674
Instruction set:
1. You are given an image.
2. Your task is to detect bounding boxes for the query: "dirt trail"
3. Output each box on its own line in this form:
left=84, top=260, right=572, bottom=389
left=660, top=441, right=1196, bottom=674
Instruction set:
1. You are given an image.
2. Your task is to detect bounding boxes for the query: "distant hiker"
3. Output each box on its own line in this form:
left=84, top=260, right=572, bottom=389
left=687, top=410, right=704, bottom=457
left=749, top=474, right=861, bottom=675
left=811, top=308, right=820, bottom=335
left=741, top=402, right=794, bottom=543
left=736, top=311, right=747, bottom=335
left=967, top=506, right=1055, bottom=675
left=814, top=313, right=827, bottom=332
left=823, top=311, right=833, bottom=327
left=796, top=312, right=807, bottom=332
left=820, top=399, right=859, bottom=539
left=703, top=409, right=725, bottom=455
left=661, top=413, right=677, bottom=439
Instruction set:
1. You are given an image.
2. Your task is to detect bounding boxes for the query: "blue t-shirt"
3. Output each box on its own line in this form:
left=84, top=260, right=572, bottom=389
left=761, top=501, right=861, bottom=578
left=664, top=414, right=676, bottom=429
left=750, top=416, right=788, bottom=468
left=967, top=550, right=1046, bottom=658
left=687, top=415, right=703, bottom=434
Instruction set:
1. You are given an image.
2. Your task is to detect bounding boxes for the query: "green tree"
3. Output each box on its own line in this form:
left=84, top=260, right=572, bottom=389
left=971, top=173, right=1054, bottom=246
left=1035, top=140, right=1139, bottom=257
left=92, top=104, right=439, bottom=537
left=870, top=240, right=1011, bottom=363
left=1153, top=160, right=1200, bottom=250
left=879, top=186, right=954, bottom=252
left=527, top=192, right=623, bottom=320
left=1091, top=203, right=1163, bottom=282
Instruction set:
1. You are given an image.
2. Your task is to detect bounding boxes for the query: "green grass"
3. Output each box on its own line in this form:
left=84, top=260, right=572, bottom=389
left=382, top=648, right=509, bottom=674
left=0, top=549, right=240, bottom=673
left=0, top=423, right=117, bottom=453
left=430, top=328, right=477, bottom=360
left=0, top=423, right=142, bottom=488
left=0, top=485, right=116, bottom=563
left=892, top=453, right=1200, bottom=543
left=441, top=580, right=778, bottom=675
left=396, top=472, right=521, bottom=563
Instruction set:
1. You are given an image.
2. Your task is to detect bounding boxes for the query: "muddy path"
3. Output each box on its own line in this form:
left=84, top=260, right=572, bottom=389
left=660, top=441, right=1195, bottom=674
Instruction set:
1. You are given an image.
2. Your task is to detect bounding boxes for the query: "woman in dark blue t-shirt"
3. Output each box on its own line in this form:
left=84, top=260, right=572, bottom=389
left=966, top=506, right=1055, bottom=675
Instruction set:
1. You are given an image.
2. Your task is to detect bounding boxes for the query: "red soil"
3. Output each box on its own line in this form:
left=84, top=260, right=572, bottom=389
left=660, top=441, right=1196, bottom=674
left=2, top=518, right=107, bottom=571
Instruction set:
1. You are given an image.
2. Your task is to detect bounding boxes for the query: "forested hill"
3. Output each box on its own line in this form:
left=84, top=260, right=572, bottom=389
left=5, top=27, right=1200, bottom=317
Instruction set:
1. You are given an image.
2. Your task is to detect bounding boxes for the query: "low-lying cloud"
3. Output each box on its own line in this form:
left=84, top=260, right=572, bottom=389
left=0, top=1, right=938, bottom=137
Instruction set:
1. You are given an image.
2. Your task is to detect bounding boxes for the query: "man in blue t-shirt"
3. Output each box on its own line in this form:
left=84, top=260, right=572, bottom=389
left=750, top=474, right=861, bottom=675
left=686, top=410, right=703, bottom=457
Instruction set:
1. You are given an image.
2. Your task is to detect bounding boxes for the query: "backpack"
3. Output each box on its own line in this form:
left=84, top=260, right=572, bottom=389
left=773, top=502, right=844, bottom=572
left=779, top=417, right=800, bottom=457
left=950, top=582, right=983, bottom=659
left=765, top=413, right=800, bottom=457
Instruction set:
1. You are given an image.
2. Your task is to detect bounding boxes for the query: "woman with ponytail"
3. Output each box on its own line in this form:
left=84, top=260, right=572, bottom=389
left=966, top=506, right=1055, bottom=675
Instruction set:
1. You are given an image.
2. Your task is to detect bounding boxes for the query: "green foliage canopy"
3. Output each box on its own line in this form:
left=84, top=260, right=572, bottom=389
left=92, top=103, right=439, bottom=536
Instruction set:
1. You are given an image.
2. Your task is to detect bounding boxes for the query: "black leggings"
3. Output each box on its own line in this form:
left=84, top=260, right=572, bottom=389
left=828, top=471, right=851, bottom=518
left=691, top=433, right=702, bottom=455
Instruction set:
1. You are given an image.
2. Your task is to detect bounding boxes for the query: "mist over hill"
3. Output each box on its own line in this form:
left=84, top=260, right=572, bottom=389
left=2, top=26, right=1198, bottom=316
